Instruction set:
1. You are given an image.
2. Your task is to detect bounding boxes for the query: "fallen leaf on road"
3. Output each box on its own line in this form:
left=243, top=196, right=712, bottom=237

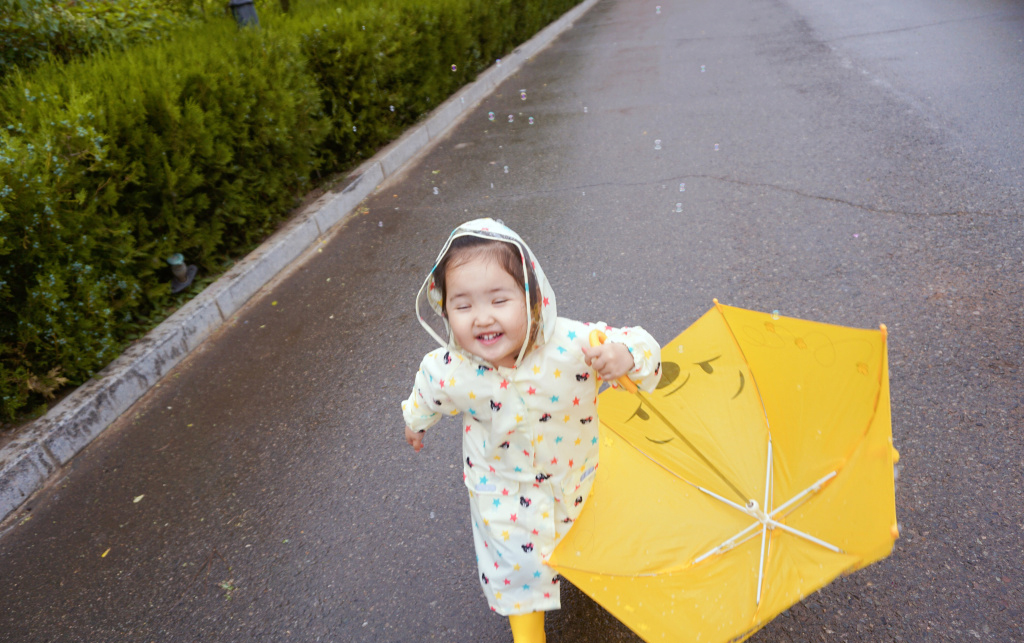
left=101, top=548, right=111, bottom=558
left=133, top=495, right=144, bottom=503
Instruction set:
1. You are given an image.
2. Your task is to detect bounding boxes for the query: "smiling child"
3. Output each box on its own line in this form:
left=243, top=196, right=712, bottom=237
left=402, top=219, right=662, bottom=642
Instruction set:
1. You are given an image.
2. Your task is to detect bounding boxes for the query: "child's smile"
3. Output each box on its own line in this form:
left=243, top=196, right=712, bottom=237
left=445, top=254, right=529, bottom=368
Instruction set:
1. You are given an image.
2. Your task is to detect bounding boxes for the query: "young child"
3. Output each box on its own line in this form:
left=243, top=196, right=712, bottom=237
left=401, top=219, right=661, bottom=643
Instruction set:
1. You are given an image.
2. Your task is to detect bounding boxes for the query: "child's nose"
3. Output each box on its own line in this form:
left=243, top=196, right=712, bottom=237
left=476, top=306, right=496, bottom=324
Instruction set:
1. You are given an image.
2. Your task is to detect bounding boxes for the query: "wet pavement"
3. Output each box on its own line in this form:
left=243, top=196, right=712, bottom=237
left=1, top=0, right=1022, bottom=641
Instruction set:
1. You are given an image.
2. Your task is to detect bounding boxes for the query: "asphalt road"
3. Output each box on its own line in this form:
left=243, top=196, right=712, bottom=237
left=2, top=0, right=1022, bottom=641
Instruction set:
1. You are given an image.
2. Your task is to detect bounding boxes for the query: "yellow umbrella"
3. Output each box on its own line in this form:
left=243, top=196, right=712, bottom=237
left=549, top=301, right=898, bottom=642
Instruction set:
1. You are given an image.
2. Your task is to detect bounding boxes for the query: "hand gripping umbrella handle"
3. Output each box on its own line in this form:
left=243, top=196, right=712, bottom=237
left=588, top=330, right=639, bottom=394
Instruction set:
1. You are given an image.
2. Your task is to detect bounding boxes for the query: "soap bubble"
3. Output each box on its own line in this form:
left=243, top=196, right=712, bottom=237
left=451, top=64, right=457, bottom=72
left=656, top=5, right=661, bottom=13
left=508, top=115, right=514, bottom=123
left=714, top=143, right=720, bottom=151
left=677, top=345, right=684, bottom=354
left=520, top=89, right=527, bottom=100
left=654, top=139, right=662, bottom=150
left=701, top=65, right=706, bottom=73
left=504, top=166, right=509, bottom=173
left=352, top=126, right=357, bottom=132
left=675, top=203, right=682, bottom=213
left=433, top=187, right=439, bottom=195
left=679, top=183, right=685, bottom=192
left=378, top=221, right=383, bottom=227
left=772, top=310, right=780, bottom=320
left=583, top=106, right=588, bottom=113
left=488, top=111, right=495, bottom=121
left=528, top=117, right=534, bottom=125
left=390, top=105, right=395, bottom=112
left=496, top=58, right=502, bottom=66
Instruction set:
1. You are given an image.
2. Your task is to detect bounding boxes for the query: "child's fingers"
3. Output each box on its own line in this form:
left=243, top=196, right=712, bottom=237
left=581, top=346, right=594, bottom=365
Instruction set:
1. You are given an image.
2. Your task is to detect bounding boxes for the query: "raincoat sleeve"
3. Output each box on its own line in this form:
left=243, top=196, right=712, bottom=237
left=401, top=349, right=459, bottom=432
left=600, top=324, right=663, bottom=393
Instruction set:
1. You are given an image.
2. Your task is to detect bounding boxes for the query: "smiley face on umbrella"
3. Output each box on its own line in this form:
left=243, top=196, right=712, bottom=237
left=622, top=355, right=748, bottom=446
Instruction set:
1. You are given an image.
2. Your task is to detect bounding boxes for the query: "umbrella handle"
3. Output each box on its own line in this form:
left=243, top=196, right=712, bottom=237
left=588, top=330, right=639, bottom=394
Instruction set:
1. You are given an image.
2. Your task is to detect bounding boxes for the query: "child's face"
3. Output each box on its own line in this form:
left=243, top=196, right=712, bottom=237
left=444, top=253, right=528, bottom=368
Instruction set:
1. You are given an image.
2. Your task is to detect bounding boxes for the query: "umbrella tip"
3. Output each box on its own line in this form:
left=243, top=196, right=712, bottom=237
left=713, top=298, right=719, bottom=305
left=879, top=323, right=888, bottom=338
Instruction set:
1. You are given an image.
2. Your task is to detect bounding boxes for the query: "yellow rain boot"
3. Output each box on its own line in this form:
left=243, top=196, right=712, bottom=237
left=509, top=611, right=546, bottom=643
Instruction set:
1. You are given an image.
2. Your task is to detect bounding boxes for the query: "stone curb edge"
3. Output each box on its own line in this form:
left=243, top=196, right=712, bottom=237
left=0, top=0, right=600, bottom=526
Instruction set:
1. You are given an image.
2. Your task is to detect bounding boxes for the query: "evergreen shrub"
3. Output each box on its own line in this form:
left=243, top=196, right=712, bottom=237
left=0, top=0, right=580, bottom=422
left=0, top=0, right=197, bottom=80
left=0, top=23, right=328, bottom=420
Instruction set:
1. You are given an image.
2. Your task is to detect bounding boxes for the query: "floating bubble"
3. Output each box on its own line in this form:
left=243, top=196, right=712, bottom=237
left=654, top=139, right=662, bottom=150
left=679, top=183, right=685, bottom=192
left=508, top=115, right=514, bottom=123
left=390, top=105, right=395, bottom=112
left=496, top=58, right=502, bottom=66
left=490, top=183, right=494, bottom=188
left=701, top=65, right=706, bottom=73
left=528, top=117, right=534, bottom=125
left=504, top=166, right=509, bottom=173
left=433, top=187, right=439, bottom=195
left=352, top=126, right=357, bottom=132
left=677, top=345, right=684, bottom=354
left=675, top=203, right=682, bottom=213
left=583, top=106, right=588, bottom=113
left=772, top=310, right=780, bottom=320
left=656, top=5, right=661, bottom=13
left=378, top=221, right=383, bottom=227
left=520, top=89, right=527, bottom=100
left=451, top=64, right=457, bottom=72
left=488, top=111, right=495, bottom=121
left=714, top=143, right=720, bottom=151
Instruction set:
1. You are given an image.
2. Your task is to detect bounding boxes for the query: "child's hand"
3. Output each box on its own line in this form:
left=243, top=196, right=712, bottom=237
left=405, top=425, right=425, bottom=452
left=582, top=342, right=635, bottom=383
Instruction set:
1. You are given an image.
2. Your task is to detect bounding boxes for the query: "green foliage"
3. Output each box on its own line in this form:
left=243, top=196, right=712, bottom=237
left=0, top=0, right=197, bottom=80
left=0, top=23, right=329, bottom=420
left=0, top=0, right=581, bottom=422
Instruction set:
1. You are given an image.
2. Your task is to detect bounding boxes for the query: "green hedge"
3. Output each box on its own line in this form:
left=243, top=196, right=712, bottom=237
left=0, top=0, right=582, bottom=422
left=0, top=0, right=200, bottom=80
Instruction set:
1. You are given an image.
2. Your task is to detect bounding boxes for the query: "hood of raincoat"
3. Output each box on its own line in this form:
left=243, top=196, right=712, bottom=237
left=416, top=218, right=558, bottom=367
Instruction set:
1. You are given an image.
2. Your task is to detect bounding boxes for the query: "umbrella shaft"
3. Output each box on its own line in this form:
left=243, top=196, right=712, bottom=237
left=637, top=391, right=750, bottom=503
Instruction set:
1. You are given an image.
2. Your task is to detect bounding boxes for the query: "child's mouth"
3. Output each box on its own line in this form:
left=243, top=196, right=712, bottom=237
left=477, top=332, right=503, bottom=345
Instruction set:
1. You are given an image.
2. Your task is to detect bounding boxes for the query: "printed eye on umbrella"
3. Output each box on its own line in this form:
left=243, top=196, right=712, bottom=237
left=549, top=301, right=898, bottom=643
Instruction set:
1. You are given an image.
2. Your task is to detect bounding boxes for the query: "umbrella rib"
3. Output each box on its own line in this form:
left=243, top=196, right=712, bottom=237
left=769, top=471, right=838, bottom=520
left=755, top=440, right=774, bottom=605
left=765, top=520, right=843, bottom=553
left=693, top=468, right=840, bottom=567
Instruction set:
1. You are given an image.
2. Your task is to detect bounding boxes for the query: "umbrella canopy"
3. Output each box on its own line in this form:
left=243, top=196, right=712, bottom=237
left=549, top=301, right=898, bottom=642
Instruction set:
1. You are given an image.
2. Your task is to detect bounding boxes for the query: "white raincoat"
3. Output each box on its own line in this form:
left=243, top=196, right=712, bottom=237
left=402, top=219, right=662, bottom=615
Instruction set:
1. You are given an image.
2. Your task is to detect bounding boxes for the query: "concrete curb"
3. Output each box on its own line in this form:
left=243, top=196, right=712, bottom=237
left=0, top=0, right=601, bottom=525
